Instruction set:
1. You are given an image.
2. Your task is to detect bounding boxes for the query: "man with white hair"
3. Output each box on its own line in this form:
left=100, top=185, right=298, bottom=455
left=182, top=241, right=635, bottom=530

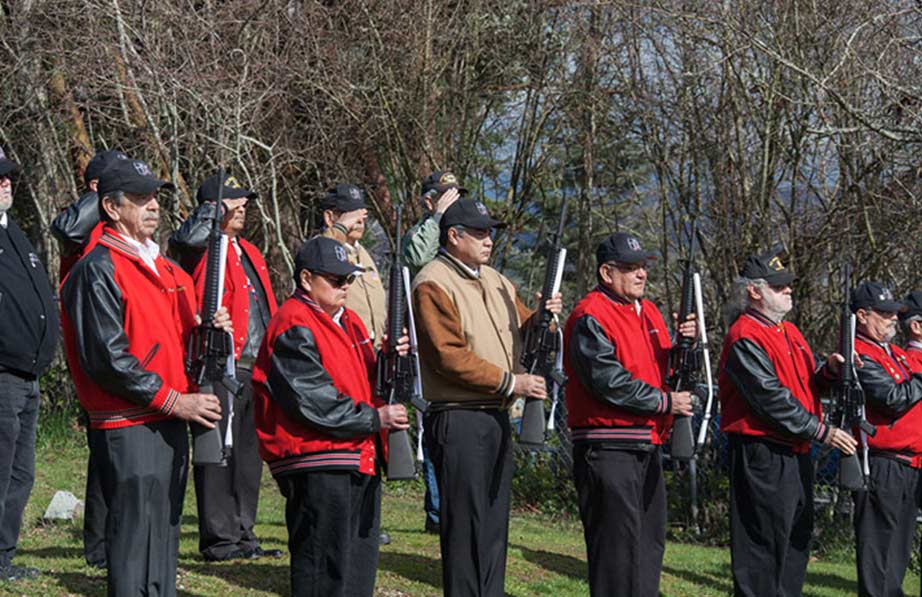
left=718, top=246, right=856, bottom=597
left=0, top=148, right=59, bottom=582
left=851, top=282, right=922, bottom=596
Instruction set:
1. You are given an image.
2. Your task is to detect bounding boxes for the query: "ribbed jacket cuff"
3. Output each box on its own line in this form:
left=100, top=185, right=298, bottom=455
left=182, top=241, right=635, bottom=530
left=151, top=385, right=180, bottom=416
left=497, top=371, right=515, bottom=397
left=813, top=421, right=829, bottom=443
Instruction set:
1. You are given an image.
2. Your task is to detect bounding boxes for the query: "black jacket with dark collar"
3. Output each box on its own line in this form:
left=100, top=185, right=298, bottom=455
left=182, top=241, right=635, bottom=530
left=0, top=215, right=60, bottom=377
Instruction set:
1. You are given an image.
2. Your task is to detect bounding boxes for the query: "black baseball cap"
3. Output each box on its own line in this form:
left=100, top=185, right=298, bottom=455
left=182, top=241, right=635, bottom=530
left=596, top=232, right=657, bottom=266
left=293, top=237, right=364, bottom=281
left=196, top=172, right=258, bottom=204
left=97, top=158, right=175, bottom=198
left=850, top=281, right=905, bottom=314
left=0, top=147, right=19, bottom=178
left=899, top=291, right=922, bottom=321
left=421, top=170, right=468, bottom=196
left=319, top=183, right=366, bottom=212
left=440, top=198, right=505, bottom=231
left=740, top=245, right=796, bottom=286
left=84, top=150, right=128, bottom=185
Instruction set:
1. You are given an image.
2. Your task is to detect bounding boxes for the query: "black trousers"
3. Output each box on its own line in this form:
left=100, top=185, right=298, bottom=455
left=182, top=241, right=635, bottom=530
left=0, top=372, right=38, bottom=568
left=83, top=421, right=107, bottom=566
left=426, top=409, right=513, bottom=597
left=854, top=455, right=922, bottom=597
left=193, top=368, right=263, bottom=559
left=277, top=470, right=380, bottom=597
left=729, top=436, right=813, bottom=597
left=572, top=443, right=666, bottom=597
left=91, top=419, right=188, bottom=597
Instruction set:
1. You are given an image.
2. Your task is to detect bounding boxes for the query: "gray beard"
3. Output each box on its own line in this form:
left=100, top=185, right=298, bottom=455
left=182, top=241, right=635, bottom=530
left=761, top=294, right=792, bottom=323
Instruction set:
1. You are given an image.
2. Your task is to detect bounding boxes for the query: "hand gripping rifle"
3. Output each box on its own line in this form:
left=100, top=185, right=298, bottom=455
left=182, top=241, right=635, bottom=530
left=187, top=168, right=241, bottom=466
left=519, top=196, right=568, bottom=446
left=376, top=205, right=428, bottom=480
left=668, top=224, right=714, bottom=461
left=832, top=263, right=876, bottom=490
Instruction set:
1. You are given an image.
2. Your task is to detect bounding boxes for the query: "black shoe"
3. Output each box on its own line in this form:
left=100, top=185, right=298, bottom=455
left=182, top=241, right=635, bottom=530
left=202, top=548, right=249, bottom=562
left=0, top=564, right=39, bottom=581
left=246, top=546, right=283, bottom=559
left=87, top=559, right=107, bottom=570
left=425, top=519, right=440, bottom=535
left=378, top=532, right=391, bottom=546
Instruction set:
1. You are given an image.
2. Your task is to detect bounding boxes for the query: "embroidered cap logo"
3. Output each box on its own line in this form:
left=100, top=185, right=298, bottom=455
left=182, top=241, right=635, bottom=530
left=133, top=161, right=152, bottom=177
left=350, top=187, right=361, bottom=201
left=768, top=256, right=784, bottom=271
left=475, top=201, right=488, bottom=215
left=627, top=237, right=642, bottom=252
left=440, top=172, right=458, bottom=186
left=335, top=245, right=347, bottom=262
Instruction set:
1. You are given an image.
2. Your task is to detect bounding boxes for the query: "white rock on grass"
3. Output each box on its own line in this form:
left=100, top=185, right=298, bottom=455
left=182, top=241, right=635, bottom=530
left=42, top=490, right=84, bottom=521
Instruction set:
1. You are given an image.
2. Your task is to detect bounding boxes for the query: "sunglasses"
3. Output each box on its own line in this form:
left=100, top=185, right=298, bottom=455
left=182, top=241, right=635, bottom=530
left=311, top=271, right=357, bottom=288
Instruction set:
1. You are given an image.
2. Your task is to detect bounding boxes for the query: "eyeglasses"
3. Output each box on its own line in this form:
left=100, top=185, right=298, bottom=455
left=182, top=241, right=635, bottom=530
left=311, top=271, right=356, bottom=288
left=605, top=261, right=647, bottom=273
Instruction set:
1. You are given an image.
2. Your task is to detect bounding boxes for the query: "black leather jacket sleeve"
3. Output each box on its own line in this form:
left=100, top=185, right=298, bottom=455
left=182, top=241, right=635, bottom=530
left=62, top=252, right=167, bottom=406
left=169, top=202, right=216, bottom=252
left=168, top=202, right=216, bottom=272
left=266, top=325, right=381, bottom=438
left=51, top=191, right=99, bottom=255
left=855, top=355, right=922, bottom=417
left=568, top=314, right=667, bottom=415
left=723, top=338, right=821, bottom=440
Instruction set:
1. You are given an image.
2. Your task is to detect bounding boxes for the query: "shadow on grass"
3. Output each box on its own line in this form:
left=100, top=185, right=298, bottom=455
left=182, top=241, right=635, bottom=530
left=513, top=544, right=586, bottom=580
left=183, top=560, right=289, bottom=594
left=21, top=545, right=83, bottom=560
left=662, top=564, right=733, bottom=594
left=377, top=551, right=442, bottom=588
left=52, top=571, right=107, bottom=596
left=52, top=571, right=200, bottom=597
left=804, top=569, right=857, bottom=594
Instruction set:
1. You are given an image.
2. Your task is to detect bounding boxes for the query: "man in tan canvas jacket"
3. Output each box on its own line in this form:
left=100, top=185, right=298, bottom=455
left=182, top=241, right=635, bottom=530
left=413, top=197, right=561, bottom=597
left=320, top=183, right=387, bottom=347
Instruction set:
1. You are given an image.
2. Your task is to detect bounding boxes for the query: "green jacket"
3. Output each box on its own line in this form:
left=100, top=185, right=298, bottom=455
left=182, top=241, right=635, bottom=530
left=403, top=213, right=442, bottom=278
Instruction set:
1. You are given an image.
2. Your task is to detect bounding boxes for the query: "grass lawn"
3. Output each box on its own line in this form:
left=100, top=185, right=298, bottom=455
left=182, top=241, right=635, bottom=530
left=1, top=425, right=918, bottom=596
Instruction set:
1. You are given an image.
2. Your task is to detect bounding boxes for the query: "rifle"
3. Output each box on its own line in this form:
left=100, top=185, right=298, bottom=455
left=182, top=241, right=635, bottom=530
left=831, top=263, right=876, bottom=490
left=376, top=205, right=427, bottom=480
left=668, top=224, right=710, bottom=461
left=692, top=272, right=715, bottom=453
left=519, top=196, right=568, bottom=446
left=187, top=168, right=241, bottom=466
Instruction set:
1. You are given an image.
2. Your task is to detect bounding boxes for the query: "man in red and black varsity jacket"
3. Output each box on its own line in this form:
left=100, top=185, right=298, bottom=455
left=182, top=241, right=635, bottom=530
left=253, top=236, right=409, bottom=597
left=51, top=148, right=127, bottom=570
left=169, top=172, right=280, bottom=562
left=718, top=247, right=856, bottom=597
left=851, top=282, right=922, bottom=596
left=563, top=232, right=694, bottom=597
left=60, top=158, right=229, bottom=597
